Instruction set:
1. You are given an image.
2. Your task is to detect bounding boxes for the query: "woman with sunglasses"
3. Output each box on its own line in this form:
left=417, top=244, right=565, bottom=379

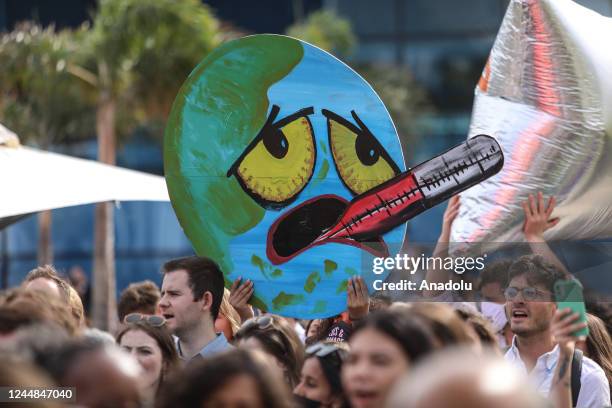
left=116, top=313, right=180, bottom=407
left=234, top=314, right=305, bottom=388
left=341, top=309, right=438, bottom=408
left=294, top=342, right=349, bottom=408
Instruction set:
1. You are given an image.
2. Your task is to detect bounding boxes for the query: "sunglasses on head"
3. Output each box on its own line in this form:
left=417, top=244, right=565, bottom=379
left=124, top=313, right=166, bottom=327
left=306, top=342, right=347, bottom=361
left=241, top=315, right=274, bottom=331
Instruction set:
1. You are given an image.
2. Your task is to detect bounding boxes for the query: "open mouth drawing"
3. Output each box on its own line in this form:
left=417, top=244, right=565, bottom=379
left=266, top=194, right=389, bottom=265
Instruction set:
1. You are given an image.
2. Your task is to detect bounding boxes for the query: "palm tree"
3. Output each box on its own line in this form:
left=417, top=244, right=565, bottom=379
left=67, top=0, right=221, bottom=330
left=0, top=23, right=93, bottom=265
left=286, top=10, right=432, bottom=160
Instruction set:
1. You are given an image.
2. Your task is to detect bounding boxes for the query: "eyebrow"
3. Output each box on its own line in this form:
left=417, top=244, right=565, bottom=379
left=321, top=109, right=401, bottom=175
left=226, top=104, right=314, bottom=177
left=321, top=109, right=362, bottom=134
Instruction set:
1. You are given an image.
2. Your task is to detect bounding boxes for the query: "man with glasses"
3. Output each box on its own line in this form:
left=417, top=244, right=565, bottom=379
left=503, top=255, right=609, bottom=407
left=159, top=256, right=231, bottom=361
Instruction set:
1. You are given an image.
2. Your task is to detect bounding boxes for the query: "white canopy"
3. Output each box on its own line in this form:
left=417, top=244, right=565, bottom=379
left=0, top=123, right=169, bottom=219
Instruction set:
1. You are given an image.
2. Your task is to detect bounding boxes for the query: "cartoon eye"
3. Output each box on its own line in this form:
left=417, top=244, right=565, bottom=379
left=322, top=109, right=400, bottom=195
left=227, top=105, right=316, bottom=209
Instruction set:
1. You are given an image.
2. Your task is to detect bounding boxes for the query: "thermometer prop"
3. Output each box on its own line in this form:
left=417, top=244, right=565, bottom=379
left=316, top=134, right=504, bottom=244
left=267, top=134, right=503, bottom=265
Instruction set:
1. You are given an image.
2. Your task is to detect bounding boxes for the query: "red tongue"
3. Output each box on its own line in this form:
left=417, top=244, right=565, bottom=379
left=314, top=172, right=423, bottom=244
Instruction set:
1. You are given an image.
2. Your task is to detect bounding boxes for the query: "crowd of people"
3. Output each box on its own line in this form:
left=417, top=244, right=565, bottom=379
left=1, top=193, right=612, bottom=408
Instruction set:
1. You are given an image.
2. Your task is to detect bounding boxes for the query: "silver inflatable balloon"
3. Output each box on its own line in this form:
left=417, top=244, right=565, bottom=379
left=452, top=0, right=612, bottom=244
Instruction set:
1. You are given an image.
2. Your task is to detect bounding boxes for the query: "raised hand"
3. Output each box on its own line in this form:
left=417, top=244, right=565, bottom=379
left=522, top=192, right=560, bottom=241
left=347, top=276, right=369, bottom=322
left=229, top=277, right=254, bottom=321
left=440, top=195, right=460, bottom=242
left=426, top=195, right=461, bottom=297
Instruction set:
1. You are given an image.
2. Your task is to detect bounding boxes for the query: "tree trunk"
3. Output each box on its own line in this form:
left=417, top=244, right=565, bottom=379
left=92, top=94, right=117, bottom=331
left=1, top=229, right=8, bottom=289
left=38, top=136, right=53, bottom=266
left=37, top=210, right=53, bottom=266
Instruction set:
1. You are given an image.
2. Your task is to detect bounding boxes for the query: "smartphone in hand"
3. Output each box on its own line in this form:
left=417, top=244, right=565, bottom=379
left=554, top=278, right=589, bottom=338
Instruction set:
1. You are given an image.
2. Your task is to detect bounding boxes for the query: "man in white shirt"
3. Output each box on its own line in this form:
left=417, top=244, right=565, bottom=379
left=503, top=255, right=610, bottom=408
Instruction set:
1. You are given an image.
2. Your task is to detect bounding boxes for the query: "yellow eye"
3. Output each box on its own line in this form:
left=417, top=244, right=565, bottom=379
left=228, top=105, right=316, bottom=209
left=323, top=109, right=400, bottom=195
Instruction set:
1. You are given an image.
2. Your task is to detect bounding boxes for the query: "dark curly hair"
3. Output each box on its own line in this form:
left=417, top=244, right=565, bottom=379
left=507, top=255, right=570, bottom=293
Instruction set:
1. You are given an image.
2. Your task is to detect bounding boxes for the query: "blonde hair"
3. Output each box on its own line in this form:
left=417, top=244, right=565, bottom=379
left=219, top=288, right=241, bottom=336
left=585, top=313, right=612, bottom=394
left=66, top=285, right=85, bottom=328
left=0, top=288, right=79, bottom=336
left=24, top=265, right=84, bottom=330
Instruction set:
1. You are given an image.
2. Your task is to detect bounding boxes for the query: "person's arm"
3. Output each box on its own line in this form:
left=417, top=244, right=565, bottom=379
left=422, top=195, right=460, bottom=297
left=522, top=192, right=567, bottom=273
left=229, top=277, right=255, bottom=322
left=549, top=308, right=588, bottom=408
